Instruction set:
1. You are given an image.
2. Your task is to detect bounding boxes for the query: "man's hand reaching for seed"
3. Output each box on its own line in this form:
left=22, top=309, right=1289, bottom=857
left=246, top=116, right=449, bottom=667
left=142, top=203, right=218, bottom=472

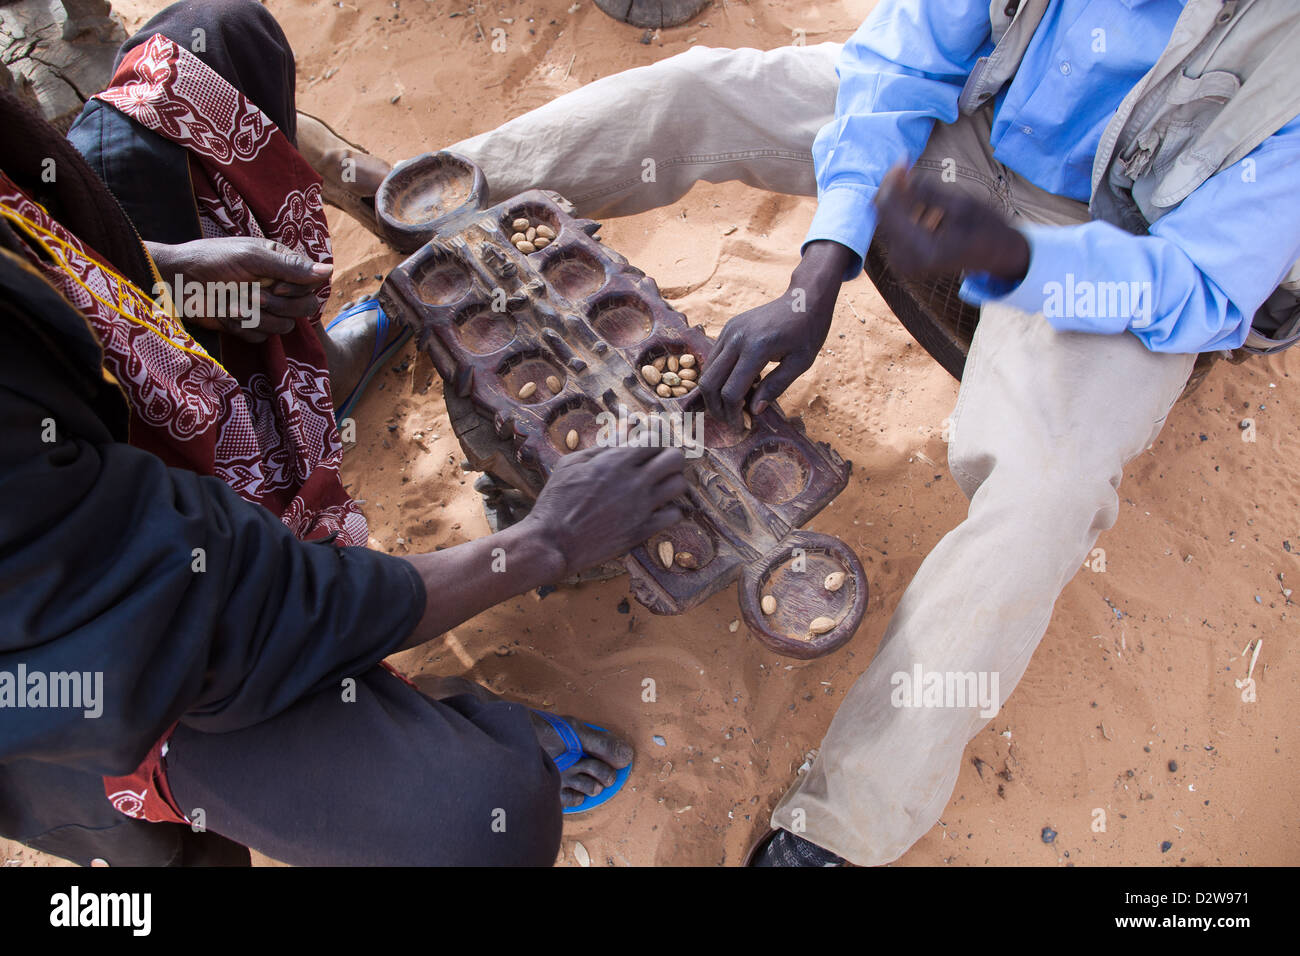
left=526, top=445, right=688, bottom=578
left=873, top=164, right=1030, bottom=281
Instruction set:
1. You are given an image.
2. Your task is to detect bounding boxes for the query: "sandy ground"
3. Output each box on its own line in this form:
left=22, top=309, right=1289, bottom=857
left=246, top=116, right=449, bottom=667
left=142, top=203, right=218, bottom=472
left=5, top=0, right=1296, bottom=868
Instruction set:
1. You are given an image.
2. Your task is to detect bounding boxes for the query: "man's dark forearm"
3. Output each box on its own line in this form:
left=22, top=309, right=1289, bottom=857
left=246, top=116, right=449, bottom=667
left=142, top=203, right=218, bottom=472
left=791, top=239, right=857, bottom=310
left=396, top=516, right=566, bottom=651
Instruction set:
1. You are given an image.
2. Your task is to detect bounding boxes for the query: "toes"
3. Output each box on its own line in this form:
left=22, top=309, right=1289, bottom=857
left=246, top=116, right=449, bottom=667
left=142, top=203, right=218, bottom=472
left=566, top=757, right=617, bottom=789
left=560, top=788, right=586, bottom=808
left=561, top=772, right=604, bottom=797
left=571, top=720, right=634, bottom=769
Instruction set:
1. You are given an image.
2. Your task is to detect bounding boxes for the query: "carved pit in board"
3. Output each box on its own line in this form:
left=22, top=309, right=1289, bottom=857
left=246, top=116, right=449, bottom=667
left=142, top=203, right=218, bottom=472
left=646, top=518, right=717, bottom=574
left=411, top=250, right=473, bottom=307
left=496, top=350, right=567, bottom=405
left=589, top=293, right=655, bottom=347
left=545, top=396, right=601, bottom=453
left=741, top=438, right=812, bottom=504
left=453, top=301, right=518, bottom=355
left=541, top=247, right=607, bottom=301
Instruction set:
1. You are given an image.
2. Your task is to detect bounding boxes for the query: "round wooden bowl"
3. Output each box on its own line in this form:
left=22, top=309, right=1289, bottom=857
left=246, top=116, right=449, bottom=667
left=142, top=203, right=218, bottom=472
left=739, top=531, right=868, bottom=659
left=375, top=151, right=486, bottom=253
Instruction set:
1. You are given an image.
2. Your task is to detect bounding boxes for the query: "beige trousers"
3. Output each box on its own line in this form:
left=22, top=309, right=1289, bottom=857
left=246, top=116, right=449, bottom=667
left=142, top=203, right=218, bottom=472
left=453, top=44, right=1196, bottom=866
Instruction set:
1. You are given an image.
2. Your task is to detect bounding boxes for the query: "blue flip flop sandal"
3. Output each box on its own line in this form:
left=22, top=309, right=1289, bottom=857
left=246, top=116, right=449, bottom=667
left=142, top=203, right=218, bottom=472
left=531, top=709, right=633, bottom=815
left=326, top=298, right=412, bottom=427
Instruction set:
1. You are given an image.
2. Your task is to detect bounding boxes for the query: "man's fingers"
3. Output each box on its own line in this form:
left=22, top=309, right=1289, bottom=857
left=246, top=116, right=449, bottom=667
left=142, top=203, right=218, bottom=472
left=244, top=239, right=332, bottom=287
left=643, top=505, right=684, bottom=538
left=698, top=336, right=740, bottom=420
left=642, top=446, right=686, bottom=484
left=718, top=348, right=768, bottom=428
left=259, top=289, right=324, bottom=319
left=653, top=474, right=690, bottom=502
left=751, top=358, right=807, bottom=414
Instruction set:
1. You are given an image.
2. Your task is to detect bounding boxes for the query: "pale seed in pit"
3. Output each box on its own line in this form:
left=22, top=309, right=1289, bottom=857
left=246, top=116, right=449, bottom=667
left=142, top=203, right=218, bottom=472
left=670, top=386, right=688, bottom=397
left=661, top=371, right=681, bottom=387
left=517, top=381, right=537, bottom=399
left=565, top=428, right=579, bottom=450
left=642, top=364, right=662, bottom=385
left=656, top=383, right=671, bottom=398
left=824, top=571, right=846, bottom=592
left=536, top=224, right=556, bottom=239
left=681, top=380, right=697, bottom=392
left=667, top=355, right=679, bottom=373
left=534, top=237, right=550, bottom=248
left=678, top=353, right=697, bottom=369
left=510, top=232, right=527, bottom=245
left=657, top=540, right=675, bottom=568
left=678, top=368, right=697, bottom=381
left=808, top=616, right=836, bottom=635
left=526, top=226, right=537, bottom=242
left=675, top=552, right=697, bottom=569
left=546, top=375, right=562, bottom=393
left=761, top=594, right=777, bottom=615
left=652, top=356, right=667, bottom=371
left=516, top=240, right=537, bottom=253
left=512, top=217, right=530, bottom=231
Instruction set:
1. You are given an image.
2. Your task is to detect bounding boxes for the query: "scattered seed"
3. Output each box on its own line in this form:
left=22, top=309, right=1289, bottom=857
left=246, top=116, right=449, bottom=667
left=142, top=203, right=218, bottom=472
left=512, top=217, right=530, bottom=231
left=516, top=240, right=537, bottom=253
left=675, top=551, right=697, bottom=569
left=642, top=364, right=662, bottom=385
left=824, top=571, right=846, bottom=592
left=517, top=381, right=537, bottom=399
left=573, top=841, right=590, bottom=867
left=761, top=594, right=777, bottom=615
left=679, top=353, right=696, bottom=369
left=657, top=540, right=675, bottom=568
left=728, top=619, right=740, bottom=633
left=808, top=616, right=836, bottom=635
left=656, top=383, right=671, bottom=398
left=565, top=428, right=579, bottom=450
left=742, top=411, right=753, bottom=431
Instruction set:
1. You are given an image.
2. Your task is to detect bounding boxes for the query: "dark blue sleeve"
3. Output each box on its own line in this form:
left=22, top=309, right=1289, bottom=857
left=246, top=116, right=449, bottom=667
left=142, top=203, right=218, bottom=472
left=0, top=308, right=426, bottom=776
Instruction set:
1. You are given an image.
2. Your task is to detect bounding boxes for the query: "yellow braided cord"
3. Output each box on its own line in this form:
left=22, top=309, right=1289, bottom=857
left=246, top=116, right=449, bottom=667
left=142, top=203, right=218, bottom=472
left=0, top=202, right=227, bottom=374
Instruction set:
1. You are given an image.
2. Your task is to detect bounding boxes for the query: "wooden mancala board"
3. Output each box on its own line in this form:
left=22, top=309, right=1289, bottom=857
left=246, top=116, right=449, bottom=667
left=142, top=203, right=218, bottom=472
left=375, top=152, right=868, bottom=659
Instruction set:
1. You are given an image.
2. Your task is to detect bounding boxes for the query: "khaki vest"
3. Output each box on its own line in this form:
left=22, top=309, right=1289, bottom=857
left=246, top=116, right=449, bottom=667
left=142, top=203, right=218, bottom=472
left=958, top=0, right=1300, bottom=354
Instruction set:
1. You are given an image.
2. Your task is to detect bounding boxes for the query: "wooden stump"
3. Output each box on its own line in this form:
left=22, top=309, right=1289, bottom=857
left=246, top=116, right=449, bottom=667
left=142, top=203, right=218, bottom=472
left=593, top=0, right=711, bottom=30
left=0, top=0, right=125, bottom=132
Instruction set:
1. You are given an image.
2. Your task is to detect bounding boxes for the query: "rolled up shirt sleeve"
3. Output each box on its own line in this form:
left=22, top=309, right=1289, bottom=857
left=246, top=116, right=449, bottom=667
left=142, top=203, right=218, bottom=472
left=961, top=115, right=1300, bottom=353
left=804, top=0, right=992, bottom=279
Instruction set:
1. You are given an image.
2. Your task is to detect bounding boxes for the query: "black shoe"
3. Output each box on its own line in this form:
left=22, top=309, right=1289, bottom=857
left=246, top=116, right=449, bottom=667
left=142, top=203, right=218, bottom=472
left=748, top=828, right=846, bottom=867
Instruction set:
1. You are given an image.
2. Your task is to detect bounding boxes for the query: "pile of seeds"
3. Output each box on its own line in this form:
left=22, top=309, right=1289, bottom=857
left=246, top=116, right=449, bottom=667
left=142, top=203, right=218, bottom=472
left=656, top=539, right=697, bottom=570
left=510, top=216, right=555, bottom=253
left=641, top=351, right=698, bottom=398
